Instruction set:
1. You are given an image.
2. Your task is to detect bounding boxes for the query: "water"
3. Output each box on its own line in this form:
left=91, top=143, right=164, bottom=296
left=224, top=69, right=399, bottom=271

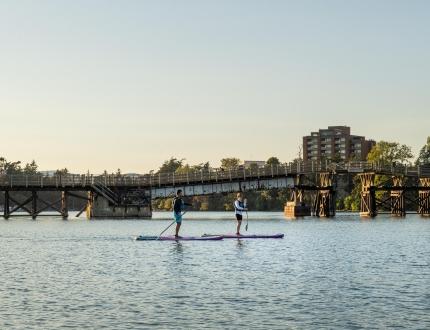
left=0, top=212, right=429, bottom=329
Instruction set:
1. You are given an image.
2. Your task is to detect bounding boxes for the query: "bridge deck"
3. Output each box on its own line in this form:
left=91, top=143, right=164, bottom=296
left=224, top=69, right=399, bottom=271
left=0, top=162, right=429, bottom=191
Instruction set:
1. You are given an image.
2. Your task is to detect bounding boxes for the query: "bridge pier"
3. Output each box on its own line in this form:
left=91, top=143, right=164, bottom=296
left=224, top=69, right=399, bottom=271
left=284, top=174, right=311, bottom=218
left=359, top=173, right=376, bottom=217
left=61, top=191, right=69, bottom=219
left=86, top=191, right=94, bottom=219
left=4, top=191, right=10, bottom=219
left=31, top=191, right=37, bottom=220
left=86, top=190, right=152, bottom=219
left=314, top=172, right=336, bottom=217
left=391, top=176, right=405, bottom=217
left=418, top=178, right=430, bottom=216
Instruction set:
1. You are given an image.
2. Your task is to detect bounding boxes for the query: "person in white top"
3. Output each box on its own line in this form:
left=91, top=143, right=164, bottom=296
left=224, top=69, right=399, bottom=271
left=234, top=192, right=248, bottom=235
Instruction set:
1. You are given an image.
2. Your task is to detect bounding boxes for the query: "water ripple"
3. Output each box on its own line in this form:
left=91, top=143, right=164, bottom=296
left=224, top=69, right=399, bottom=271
left=0, top=213, right=429, bottom=329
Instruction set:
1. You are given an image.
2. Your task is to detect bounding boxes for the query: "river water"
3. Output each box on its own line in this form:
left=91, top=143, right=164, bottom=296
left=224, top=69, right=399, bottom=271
left=0, top=212, right=429, bottom=329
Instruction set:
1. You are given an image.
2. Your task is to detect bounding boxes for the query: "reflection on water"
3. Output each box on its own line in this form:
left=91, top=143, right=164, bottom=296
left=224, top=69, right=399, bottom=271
left=0, top=212, right=429, bottom=329
left=171, top=242, right=184, bottom=259
left=235, top=239, right=245, bottom=250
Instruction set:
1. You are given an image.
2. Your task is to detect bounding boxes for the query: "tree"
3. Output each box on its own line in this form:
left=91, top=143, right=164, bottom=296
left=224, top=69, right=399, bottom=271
left=367, top=141, right=413, bottom=165
left=220, top=158, right=241, bottom=169
left=416, top=137, right=430, bottom=165
left=55, top=168, right=69, bottom=175
left=0, top=157, right=22, bottom=175
left=159, top=157, right=185, bottom=173
left=23, top=160, right=38, bottom=174
left=341, top=174, right=362, bottom=211
left=366, top=141, right=413, bottom=208
left=175, top=163, right=191, bottom=174
left=192, top=162, right=210, bottom=171
left=266, top=157, right=280, bottom=166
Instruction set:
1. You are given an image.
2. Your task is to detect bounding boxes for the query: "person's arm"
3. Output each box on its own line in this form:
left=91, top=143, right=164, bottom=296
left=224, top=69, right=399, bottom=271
left=234, top=200, right=247, bottom=211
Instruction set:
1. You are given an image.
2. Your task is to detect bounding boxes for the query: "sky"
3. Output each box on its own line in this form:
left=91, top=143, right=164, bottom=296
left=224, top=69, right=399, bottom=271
left=0, top=0, right=429, bottom=173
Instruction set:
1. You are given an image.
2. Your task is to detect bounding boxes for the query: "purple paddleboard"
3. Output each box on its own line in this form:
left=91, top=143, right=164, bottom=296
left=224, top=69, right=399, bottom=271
left=135, top=235, right=223, bottom=241
left=202, top=233, right=284, bottom=239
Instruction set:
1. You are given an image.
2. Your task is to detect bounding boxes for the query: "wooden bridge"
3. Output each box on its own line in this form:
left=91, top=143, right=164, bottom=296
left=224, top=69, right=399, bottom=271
left=0, top=161, right=429, bottom=219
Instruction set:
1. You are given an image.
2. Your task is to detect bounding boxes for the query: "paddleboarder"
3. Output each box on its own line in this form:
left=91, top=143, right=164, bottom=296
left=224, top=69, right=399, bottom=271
left=234, top=193, right=248, bottom=235
left=173, top=189, right=192, bottom=238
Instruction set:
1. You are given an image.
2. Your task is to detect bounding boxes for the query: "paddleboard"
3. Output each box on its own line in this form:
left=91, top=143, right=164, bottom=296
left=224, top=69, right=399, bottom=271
left=202, top=233, right=284, bottom=239
left=135, top=235, right=223, bottom=241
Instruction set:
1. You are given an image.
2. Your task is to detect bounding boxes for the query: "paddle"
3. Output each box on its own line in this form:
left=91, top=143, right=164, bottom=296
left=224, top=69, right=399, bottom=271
left=244, top=198, right=249, bottom=231
left=156, top=211, right=187, bottom=240
left=156, top=220, right=175, bottom=240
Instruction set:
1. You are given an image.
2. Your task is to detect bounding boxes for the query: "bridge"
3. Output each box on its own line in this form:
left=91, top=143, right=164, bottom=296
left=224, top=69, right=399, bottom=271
left=0, top=161, right=429, bottom=219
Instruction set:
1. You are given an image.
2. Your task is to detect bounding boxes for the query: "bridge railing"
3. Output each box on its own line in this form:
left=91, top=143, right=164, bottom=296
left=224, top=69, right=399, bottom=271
left=0, top=162, right=429, bottom=188
left=0, top=174, right=91, bottom=188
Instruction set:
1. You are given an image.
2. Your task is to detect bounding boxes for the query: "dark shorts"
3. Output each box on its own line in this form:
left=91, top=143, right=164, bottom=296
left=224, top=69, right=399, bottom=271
left=235, top=214, right=242, bottom=221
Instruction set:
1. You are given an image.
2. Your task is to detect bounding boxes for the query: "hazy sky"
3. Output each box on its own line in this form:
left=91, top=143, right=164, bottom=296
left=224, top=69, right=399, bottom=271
left=1, top=0, right=429, bottom=173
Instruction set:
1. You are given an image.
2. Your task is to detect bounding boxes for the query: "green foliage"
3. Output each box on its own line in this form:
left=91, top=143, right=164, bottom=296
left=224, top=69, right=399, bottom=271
left=342, top=140, right=416, bottom=211
left=343, top=175, right=361, bottom=211
left=174, top=164, right=191, bottom=174
left=343, top=195, right=359, bottom=211
left=367, top=141, right=413, bottom=165
left=175, top=162, right=210, bottom=174
left=152, top=188, right=290, bottom=212
left=193, top=162, right=210, bottom=170
left=0, top=157, right=41, bottom=175
left=159, top=157, right=185, bottom=173
left=220, top=158, right=241, bottom=169
left=0, top=157, right=22, bottom=175
left=156, top=198, right=173, bottom=210
left=266, top=157, right=280, bottom=166
left=416, top=136, right=430, bottom=165
left=336, top=199, right=344, bottom=210
left=23, top=160, right=38, bottom=174
left=55, top=168, right=69, bottom=175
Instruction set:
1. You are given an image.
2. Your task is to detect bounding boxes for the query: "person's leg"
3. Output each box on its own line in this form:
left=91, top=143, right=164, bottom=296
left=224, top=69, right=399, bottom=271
left=236, top=220, right=242, bottom=235
left=174, top=213, right=182, bottom=237
left=175, top=222, right=182, bottom=237
left=236, top=214, right=242, bottom=235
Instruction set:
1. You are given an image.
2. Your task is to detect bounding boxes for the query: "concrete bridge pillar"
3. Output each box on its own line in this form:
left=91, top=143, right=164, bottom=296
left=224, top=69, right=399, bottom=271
left=86, top=190, right=152, bottom=219
left=284, top=174, right=311, bottom=218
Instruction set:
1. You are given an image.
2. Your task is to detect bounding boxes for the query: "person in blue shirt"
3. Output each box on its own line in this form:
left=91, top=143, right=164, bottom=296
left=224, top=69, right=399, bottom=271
left=172, top=189, right=192, bottom=237
left=234, top=192, right=248, bottom=235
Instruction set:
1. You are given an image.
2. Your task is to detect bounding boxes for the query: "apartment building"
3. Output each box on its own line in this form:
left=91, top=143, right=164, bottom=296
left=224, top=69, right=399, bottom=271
left=303, top=126, right=375, bottom=162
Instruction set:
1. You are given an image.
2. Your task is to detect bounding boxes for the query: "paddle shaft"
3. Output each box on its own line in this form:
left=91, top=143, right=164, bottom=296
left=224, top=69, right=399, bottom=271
left=245, top=211, right=249, bottom=231
left=157, top=221, right=175, bottom=240
left=244, top=198, right=249, bottom=231
left=156, top=211, right=187, bottom=240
